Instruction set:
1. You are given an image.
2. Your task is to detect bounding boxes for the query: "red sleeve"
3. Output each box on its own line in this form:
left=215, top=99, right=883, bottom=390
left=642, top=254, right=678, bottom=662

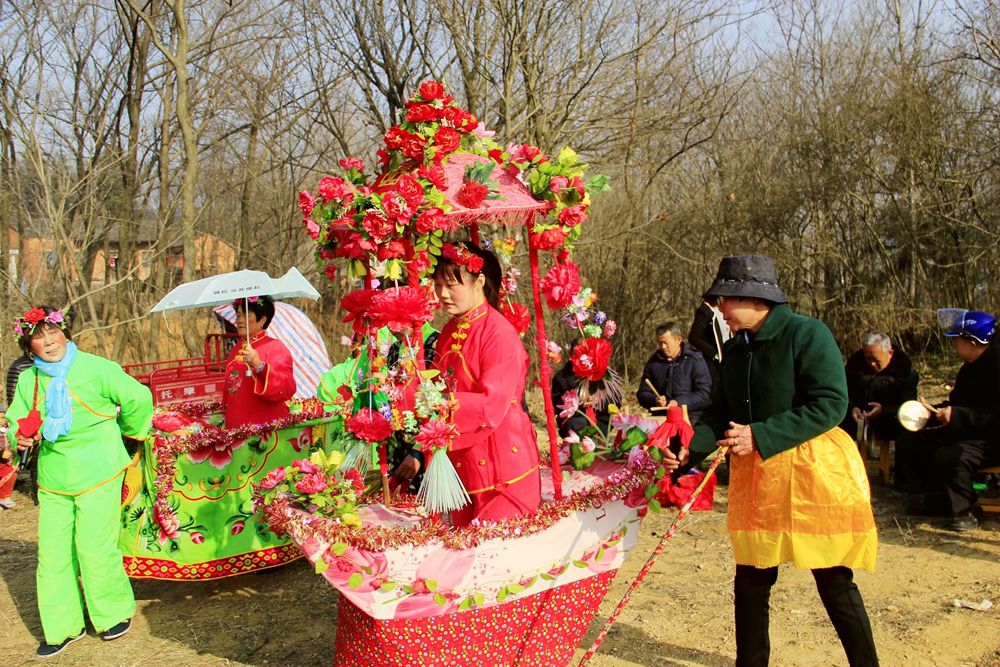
left=449, top=320, right=527, bottom=452
left=252, top=339, right=296, bottom=402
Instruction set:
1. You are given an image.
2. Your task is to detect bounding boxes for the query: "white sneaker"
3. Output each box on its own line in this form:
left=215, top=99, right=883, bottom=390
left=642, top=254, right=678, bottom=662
left=0, top=497, right=15, bottom=509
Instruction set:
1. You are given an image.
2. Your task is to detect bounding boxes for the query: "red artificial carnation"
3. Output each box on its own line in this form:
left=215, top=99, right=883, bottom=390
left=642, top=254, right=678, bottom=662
left=419, top=80, right=446, bottom=101
left=488, top=148, right=504, bottom=164
left=395, top=174, right=425, bottom=207
left=370, top=286, right=435, bottom=332
left=570, top=338, right=613, bottom=382
left=442, top=106, right=478, bottom=133
left=298, top=190, right=316, bottom=216
left=400, top=132, right=427, bottom=160
left=501, top=301, right=532, bottom=335
left=339, top=289, right=379, bottom=334
left=295, top=472, right=329, bottom=495
left=382, top=191, right=416, bottom=222
left=408, top=249, right=431, bottom=276
left=334, top=231, right=377, bottom=260
left=344, top=467, right=366, bottom=495
left=433, top=126, right=461, bottom=154
left=540, top=261, right=582, bottom=310
left=346, top=407, right=394, bottom=443
left=339, top=156, right=365, bottom=172
left=317, top=176, right=351, bottom=203
left=530, top=227, right=568, bottom=251
left=414, top=207, right=447, bottom=234
left=323, top=263, right=337, bottom=281
left=559, top=204, right=588, bottom=227
left=417, top=164, right=448, bottom=190
left=362, top=211, right=396, bottom=241
left=384, top=126, right=409, bottom=151
left=405, top=102, right=442, bottom=123
left=456, top=180, right=489, bottom=208
left=415, top=419, right=457, bottom=450
left=377, top=238, right=410, bottom=261
left=303, top=218, right=321, bottom=241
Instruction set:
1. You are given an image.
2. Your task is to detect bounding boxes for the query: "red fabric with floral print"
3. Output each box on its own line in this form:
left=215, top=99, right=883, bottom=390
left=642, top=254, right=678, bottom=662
left=332, top=570, right=615, bottom=666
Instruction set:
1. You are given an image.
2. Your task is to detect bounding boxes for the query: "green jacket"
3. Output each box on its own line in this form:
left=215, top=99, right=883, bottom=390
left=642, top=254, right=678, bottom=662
left=5, top=351, right=153, bottom=493
left=690, top=304, right=848, bottom=460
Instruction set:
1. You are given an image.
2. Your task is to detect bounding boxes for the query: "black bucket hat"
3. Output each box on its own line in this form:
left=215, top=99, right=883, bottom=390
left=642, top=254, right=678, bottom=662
left=704, top=255, right=788, bottom=304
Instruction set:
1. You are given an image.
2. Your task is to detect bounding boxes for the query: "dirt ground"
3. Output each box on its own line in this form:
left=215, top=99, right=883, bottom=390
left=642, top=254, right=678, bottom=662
left=1, top=475, right=998, bottom=667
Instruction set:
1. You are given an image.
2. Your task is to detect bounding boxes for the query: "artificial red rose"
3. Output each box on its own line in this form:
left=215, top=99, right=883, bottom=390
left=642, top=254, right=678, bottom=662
left=530, top=227, right=568, bottom=251
left=570, top=175, right=586, bottom=198
left=292, top=458, right=320, bottom=474
left=295, top=471, right=329, bottom=495
left=382, top=191, right=416, bottom=222
left=339, top=288, right=379, bottom=334
left=370, top=285, right=435, bottom=331
left=540, top=261, right=581, bottom=310
left=442, top=106, right=478, bottom=133
left=488, top=148, right=504, bottom=164
left=414, top=207, right=447, bottom=234
left=456, top=180, right=489, bottom=208
left=346, top=407, right=394, bottom=443
left=500, top=301, right=532, bottom=335
left=417, top=164, right=448, bottom=190
left=548, top=176, right=568, bottom=194
left=433, top=126, right=461, bottom=154
left=298, top=190, right=316, bottom=216
left=323, top=263, right=337, bottom=281
left=339, top=156, right=365, bottom=172
left=400, top=132, right=427, bottom=160
left=419, top=80, right=446, bottom=100
left=405, top=102, right=442, bottom=123
left=22, top=307, right=46, bottom=325
left=362, top=211, right=396, bottom=241
left=558, top=204, right=588, bottom=227
left=508, top=143, right=546, bottom=164
left=570, top=338, right=613, bottom=382
left=335, top=232, right=377, bottom=260
left=317, top=176, right=351, bottom=203
left=377, top=148, right=390, bottom=168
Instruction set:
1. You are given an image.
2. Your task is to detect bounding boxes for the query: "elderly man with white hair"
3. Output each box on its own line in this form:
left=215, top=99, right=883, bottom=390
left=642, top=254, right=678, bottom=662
left=840, top=332, right=919, bottom=448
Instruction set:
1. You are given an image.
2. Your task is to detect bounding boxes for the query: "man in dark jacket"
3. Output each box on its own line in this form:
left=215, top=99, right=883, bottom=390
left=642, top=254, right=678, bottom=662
left=902, top=309, right=1000, bottom=531
left=551, top=358, right=611, bottom=438
left=840, top=332, right=918, bottom=443
left=688, top=296, right=730, bottom=386
left=636, top=322, right=712, bottom=423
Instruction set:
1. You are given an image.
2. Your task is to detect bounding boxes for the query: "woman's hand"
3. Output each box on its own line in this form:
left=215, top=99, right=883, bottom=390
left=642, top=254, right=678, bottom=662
left=16, top=432, right=40, bottom=452
left=242, top=346, right=264, bottom=373
left=720, top=421, right=755, bottom=456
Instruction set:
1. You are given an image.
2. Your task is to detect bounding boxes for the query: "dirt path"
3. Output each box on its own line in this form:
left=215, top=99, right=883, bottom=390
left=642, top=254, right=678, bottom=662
left=1, top=482, right=998, bottom=666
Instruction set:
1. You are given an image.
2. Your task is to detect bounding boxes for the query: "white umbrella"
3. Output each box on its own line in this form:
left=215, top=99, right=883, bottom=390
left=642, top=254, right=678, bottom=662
left=149, top=267, right=320, bottom=313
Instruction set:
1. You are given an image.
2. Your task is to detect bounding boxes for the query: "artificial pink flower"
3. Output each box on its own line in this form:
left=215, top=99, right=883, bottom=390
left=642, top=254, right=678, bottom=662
left=295, top=471, right=329, bottom=495
left=339, top=156, right=365, bottom=172
left=259, top=467, right=286, bottom=490
left=317, top=176, right=351, bottom=203
left=540, top=261, right=581, bottom=310
left=346, top=407, right=394, bottom=443
left=415, top=419, right=458, bottom=450
left=558, top=390, right=580, bottom=420
left=558, top=204, right=588, bottom=227
left=292, top=458, right=320, bottom=475
left=298, top=190, right=316, bottom=216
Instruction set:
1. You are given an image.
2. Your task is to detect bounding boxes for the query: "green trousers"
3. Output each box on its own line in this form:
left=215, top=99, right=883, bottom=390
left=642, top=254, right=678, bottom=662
left=37, top=475, right=135, bottom=644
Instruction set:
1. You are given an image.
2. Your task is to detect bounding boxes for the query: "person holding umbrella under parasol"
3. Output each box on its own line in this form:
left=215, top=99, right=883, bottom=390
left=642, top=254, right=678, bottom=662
left=680, top=255, right=879, bottom=667
left=223, top=295, right=296, bottom=428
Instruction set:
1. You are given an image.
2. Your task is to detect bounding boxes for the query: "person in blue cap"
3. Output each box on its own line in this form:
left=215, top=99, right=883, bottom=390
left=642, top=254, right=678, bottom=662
left=902, top=309, right=999, bottom=531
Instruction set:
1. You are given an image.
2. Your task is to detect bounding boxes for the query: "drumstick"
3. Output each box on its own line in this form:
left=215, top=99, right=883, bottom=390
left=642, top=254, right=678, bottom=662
left=918, top=397, right=942, bottom=416
left=644, top=378, right=663, bottom=399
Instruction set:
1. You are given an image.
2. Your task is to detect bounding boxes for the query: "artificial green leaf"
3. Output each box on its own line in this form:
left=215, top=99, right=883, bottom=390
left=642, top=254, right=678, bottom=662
left=348, top=572, right=363, bottom=589
left=587, top=174, right=611, bottom=192
left=425, top=579, right=438, bottom=592
left=330, top=542, right=349, bottom=556
left=648, top=498, right=662, bottom=513
left=507, top=583, right=525, bottom=594
left=459, top=597, right=473, bottom=611
left=572, top=560, right=588, bottom=568
left=644, top=484, right=657, bottom=499
left=557, top=146, right=579, bottom=167
left=379, top=581, right=397, bottom=592
left=433, top=593, right=448, bottom=606
left=473, top=593, right=485, bottom=607
left=314, top=558, right=330, bottom=575
left=620, top=427, right=648, bottom=452
left=497, top=588, right=509, bottom=603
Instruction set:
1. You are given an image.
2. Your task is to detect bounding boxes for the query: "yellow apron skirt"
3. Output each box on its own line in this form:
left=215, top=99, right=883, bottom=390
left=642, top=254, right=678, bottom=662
left=728, top=427, right=878, bottom=571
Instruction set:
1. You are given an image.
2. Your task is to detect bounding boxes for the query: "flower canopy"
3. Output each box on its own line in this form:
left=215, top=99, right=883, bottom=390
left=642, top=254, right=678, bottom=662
left=299, top=81, right=615, bottom=501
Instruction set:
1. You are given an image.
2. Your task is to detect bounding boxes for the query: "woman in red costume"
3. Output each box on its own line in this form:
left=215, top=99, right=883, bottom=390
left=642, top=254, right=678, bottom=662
left=224, top=296, right=296, bottom=428
left=431, top=242, right=541, bottom=526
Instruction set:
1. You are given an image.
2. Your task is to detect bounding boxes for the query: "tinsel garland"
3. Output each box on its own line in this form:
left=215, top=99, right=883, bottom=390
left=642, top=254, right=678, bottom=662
left=149, top=399, right=332, bottom=533
left=259, top=457, right=654, bottom=552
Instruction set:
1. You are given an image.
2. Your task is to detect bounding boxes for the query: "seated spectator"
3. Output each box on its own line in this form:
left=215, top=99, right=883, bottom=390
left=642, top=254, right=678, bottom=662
left=901, top=309, right=999, bottom=531
left=636, top=322, right=711, bottom=423
left=688, top=294, right=730, bottom=385
left=840, top=332, right=918, bottom=443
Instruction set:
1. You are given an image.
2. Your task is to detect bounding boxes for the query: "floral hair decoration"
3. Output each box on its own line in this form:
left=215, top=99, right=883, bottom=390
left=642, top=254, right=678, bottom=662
left=13, top=307, right=66, bottom=340
left=440, top=242, right=484, bottom=274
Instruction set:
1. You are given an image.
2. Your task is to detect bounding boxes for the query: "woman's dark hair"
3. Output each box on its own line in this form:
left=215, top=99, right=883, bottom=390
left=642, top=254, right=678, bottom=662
left=17, top=305, right=73, bottom=355
left=432, top=242, right=502, bottom=309
left=234, top=295, right=276, bottom=329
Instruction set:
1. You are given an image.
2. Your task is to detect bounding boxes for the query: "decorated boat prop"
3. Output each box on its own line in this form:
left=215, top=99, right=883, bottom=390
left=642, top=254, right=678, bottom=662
left=120, top=399, right=340, bottom=579
left=255, top=81, right=707, bottom=665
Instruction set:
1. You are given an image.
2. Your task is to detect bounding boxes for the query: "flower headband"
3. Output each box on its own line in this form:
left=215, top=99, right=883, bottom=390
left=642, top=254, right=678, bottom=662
left=13, top=307, right=66, bottom=340
left=440, top=243, right=484, bottom=274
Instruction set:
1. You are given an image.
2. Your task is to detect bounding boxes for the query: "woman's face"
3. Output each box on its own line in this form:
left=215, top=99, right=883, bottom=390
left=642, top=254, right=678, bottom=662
left=434, top=269, right=485, bottom=317
left=29, top=324, right=68, bottom=362
left=235, top=308, right=265, bottom=338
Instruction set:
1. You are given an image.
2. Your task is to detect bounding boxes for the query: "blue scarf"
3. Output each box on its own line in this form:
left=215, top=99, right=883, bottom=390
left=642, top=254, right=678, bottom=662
left=34, top=341, right=78, bottom=441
